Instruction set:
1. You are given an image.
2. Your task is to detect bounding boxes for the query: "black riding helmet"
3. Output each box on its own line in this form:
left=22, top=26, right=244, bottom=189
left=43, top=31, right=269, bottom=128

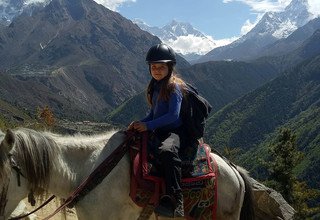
left=146, top=43, right=176, bottom=65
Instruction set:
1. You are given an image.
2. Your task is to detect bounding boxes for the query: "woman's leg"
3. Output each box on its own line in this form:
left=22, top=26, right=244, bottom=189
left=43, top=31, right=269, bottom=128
left=155, top=133, right=184, bottom=217
left=158, top=134, right=182, bottom=194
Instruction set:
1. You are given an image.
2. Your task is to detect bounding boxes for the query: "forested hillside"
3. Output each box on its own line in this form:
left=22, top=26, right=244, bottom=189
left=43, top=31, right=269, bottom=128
left=205, top=55, right=320, bottom=186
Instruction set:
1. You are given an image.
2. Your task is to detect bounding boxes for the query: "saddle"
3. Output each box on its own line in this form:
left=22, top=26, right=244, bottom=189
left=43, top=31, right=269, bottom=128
left=129, top=132, right=217, bottom=219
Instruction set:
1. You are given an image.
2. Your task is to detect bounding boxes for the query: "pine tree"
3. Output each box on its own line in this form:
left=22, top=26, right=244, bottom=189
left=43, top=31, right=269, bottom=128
left=223, top=146, right=242, bottom=163
left=267, top=128, right=303, bottom=203
left=293, top=181, right=320, bottom=219
left=266, top=128, right=320, bottom=219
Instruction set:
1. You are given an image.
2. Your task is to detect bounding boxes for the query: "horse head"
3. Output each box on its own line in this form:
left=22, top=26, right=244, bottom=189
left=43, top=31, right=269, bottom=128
left=0, top=129, right=30, bottom=219
left=1, top=129, right=15, bottom=149
left=0, top=129, right=16, bottom=180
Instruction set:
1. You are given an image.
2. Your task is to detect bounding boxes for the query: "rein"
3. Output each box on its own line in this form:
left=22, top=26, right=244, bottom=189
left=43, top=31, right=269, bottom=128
left=8, top=196, right=55, bottom=220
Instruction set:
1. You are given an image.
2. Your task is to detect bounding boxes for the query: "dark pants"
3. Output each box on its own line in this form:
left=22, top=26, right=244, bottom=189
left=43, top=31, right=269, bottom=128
left=149, top=128, right=198, bottom=195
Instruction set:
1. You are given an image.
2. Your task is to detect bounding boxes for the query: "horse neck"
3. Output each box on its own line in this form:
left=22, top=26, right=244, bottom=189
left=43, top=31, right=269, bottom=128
left=47, top=131, right=119, bottom=198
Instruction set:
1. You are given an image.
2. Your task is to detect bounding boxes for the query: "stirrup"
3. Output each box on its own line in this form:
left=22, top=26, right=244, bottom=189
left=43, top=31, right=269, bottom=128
left=173, top=193, right=184, bottom=217
left=154, top=195, right=175, bottom=217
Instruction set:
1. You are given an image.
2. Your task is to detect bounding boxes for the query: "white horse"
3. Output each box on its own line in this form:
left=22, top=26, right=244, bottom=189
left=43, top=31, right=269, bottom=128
left=0, top=128, right=254, bottom=220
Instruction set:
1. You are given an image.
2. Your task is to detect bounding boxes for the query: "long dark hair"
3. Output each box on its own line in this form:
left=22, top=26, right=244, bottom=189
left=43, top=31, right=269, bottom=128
left=146, top=63, right=186, bottom=106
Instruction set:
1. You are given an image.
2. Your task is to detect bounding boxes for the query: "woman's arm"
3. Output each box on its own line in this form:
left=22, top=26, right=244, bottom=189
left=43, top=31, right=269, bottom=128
left=140, top=109, right=154, bottom=122
left=145, top=87, right=182, bottom=130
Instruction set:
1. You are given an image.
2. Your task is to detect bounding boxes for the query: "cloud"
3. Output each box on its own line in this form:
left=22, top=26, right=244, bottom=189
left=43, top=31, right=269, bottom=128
left=223, top=0, right=319, bottom=15
left=241, top=19, right=255, bottom=35
left=222, top=0, right=291, bottom=36
left=222, top=0, right=291, bottom=13
left=24, top=0, right=48, bottom=4
left=0, top=0, right=9, bottom=6
left=164, top=34, right=237, bottom=55
left=308, top=0, right=320, bottom=17
left=0, top=0, right=50, bottom=6
left=224, top=0, right=319, bottom=36
left=94, top=0, right=136, bottom=11
left=240, top=13, right=263, bottom=35
left=215, top=36, right=239, bottom=47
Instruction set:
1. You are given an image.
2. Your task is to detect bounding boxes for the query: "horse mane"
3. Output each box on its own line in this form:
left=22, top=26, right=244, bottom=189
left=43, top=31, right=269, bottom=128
left=5, top=128, right=119, bottom=194
left=10, top=128, right=61, bottom=194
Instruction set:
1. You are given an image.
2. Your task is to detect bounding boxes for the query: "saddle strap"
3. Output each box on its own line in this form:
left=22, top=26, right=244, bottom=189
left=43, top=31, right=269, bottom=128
left=137, top=204, right=155, bottom=220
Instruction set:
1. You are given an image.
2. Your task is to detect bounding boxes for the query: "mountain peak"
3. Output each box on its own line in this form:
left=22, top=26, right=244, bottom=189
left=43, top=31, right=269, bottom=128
left=283, top=0, right=311, bottom=26
left=169, top=19, right=179, bottom=26
left=134, top=19, right=217, bottom=58
left=162, top=20, right=205, bottom=39
left=285, top=0, right=309, bottom=11
left=249, top=0, right=312, bottom=40
left=198, top=0, right=314, bottom=62
left=0, top=0, right=103, bottom=25
left=47, top=0, right=86, bottom=20
left=0, top=0, right=162, bottom=119
left=0, top=0, right=50, bottom=25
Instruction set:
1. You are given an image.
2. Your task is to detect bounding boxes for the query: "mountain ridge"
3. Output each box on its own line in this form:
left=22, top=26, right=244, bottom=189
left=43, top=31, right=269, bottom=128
left=258, top=17, right=320, bottom=58
left=0, top=0, right=165, bottom=120
left=198, top=0, right=314, bottom=62
left=134, top=19, right=217, bottom=61
left=204, top=34, right=320, bottom=186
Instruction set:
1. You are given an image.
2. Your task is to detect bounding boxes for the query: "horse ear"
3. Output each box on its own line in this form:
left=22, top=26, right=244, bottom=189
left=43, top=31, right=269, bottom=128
left=3, top=129, right=15, bottom=152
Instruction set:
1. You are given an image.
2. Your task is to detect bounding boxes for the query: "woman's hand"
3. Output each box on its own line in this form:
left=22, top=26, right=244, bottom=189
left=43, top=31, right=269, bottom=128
left=127, top=121, right=147, bottom=132
left=134, top=122, right=147, bottom=132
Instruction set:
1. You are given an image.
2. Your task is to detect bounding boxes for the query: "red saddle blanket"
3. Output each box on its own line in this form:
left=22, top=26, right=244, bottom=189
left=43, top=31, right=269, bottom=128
left=129, top=132, right=217, bottom=219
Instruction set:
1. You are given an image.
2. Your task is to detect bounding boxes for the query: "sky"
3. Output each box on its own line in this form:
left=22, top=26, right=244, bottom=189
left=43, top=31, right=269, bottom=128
left=92, top=0, right=320, bottom=55
left=96, top=0, right=320, bottom=40
left=2, top=0, right=319, bottom=55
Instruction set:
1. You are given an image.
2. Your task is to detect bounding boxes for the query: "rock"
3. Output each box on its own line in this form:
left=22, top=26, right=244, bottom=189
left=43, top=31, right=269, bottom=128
left=251, top=178, right=296, bottom=220
left=10, top=201, right=37, bottom=220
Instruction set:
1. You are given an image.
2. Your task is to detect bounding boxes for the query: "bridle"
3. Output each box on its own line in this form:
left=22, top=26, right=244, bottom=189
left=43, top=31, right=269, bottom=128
left=8, top=154, right=25, bottom=188
left=0, top=153, right=56, bottom=220
left=0, top=154, right=24, bottom=219
left=0, top=152, right=26, bottom=214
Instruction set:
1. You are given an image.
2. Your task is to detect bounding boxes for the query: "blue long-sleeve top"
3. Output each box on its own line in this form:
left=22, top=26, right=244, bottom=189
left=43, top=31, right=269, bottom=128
left=141, top=80, right=183, bottom=131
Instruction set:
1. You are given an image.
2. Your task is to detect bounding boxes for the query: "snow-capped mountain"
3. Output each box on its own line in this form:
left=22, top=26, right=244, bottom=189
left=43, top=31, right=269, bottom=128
left=199, top=0, right=315, bottom=62
left=260, top=17, right=320, bottom=57
left=134, top=19, right=219, bottom=62
left=0, top=0, right=50, bottom=25
left=135, top=19, right=206, bottom=41
left=253, top=0, right=311, bottom=39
